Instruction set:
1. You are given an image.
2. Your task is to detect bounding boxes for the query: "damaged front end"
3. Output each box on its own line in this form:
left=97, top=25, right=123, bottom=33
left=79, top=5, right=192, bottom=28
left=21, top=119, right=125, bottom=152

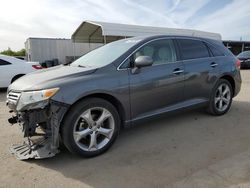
left=7, top=90, right=68, bottom=160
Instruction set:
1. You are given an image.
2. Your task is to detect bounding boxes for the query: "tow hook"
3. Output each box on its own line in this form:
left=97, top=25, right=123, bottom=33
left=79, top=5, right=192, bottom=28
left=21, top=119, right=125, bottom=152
left=8, top=116, right=18, bottom=125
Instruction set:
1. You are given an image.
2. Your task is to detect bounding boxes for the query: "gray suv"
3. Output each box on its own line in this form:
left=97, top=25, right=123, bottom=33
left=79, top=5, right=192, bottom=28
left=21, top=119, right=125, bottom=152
left=7, top=35, right=241, bottom=160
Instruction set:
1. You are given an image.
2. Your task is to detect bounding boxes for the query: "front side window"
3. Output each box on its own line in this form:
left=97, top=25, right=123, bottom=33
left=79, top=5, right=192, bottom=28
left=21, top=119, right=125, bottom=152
left=0, top=59, right=11, bottom=66
left=177, top=39, right=210, bottom=60
left=132, top=39, right=177, bottom=65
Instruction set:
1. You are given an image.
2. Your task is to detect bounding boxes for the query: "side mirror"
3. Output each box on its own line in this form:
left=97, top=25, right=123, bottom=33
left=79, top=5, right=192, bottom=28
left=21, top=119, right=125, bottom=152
left=134, top=56, right=153, bottom=68
left=132, top=56, right=153, bottom=74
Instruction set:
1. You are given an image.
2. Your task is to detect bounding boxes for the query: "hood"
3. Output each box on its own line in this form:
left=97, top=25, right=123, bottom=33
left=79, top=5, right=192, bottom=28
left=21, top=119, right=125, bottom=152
left=9, top=65, right=97, bottom=91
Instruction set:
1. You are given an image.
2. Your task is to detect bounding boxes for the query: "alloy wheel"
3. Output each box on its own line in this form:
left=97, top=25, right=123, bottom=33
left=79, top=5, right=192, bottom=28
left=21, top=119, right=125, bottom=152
left=214, top=83, right=231, bottom=112
left=73, top=107, right=115, bottom=151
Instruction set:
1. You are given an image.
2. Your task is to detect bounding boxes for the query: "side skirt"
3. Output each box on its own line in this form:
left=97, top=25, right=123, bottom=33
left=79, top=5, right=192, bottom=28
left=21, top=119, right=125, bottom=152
left=124, top=98, right=208, bottom=126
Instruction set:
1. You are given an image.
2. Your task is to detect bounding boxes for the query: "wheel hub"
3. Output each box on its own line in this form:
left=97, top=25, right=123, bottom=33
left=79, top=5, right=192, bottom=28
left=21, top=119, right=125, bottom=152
left=91, top=125, right=98, bottom=131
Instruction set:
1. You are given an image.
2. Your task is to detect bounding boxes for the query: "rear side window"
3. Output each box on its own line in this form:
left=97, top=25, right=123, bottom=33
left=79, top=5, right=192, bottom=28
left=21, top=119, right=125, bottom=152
left=177, top=39, right=210, bottom=60
left=206, top=43, right=224, bottom=57
left=0, top=59, right=11, bottom=66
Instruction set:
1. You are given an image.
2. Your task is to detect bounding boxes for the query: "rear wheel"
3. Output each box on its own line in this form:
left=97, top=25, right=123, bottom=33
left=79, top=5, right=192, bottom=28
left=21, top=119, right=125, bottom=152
left=207, top=79, right=233, bottom=115
left=61, top=98, right=120, bottom=157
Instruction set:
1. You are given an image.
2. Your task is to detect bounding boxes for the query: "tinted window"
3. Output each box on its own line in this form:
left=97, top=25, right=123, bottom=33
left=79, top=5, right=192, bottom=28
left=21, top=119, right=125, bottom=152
left=177, top=39, right=209, bottom=60
left=132, top=39, right=177, bottom=65
left=206, top=43, right=224, bottom=57
left=0, top=59, right=11, bottom=66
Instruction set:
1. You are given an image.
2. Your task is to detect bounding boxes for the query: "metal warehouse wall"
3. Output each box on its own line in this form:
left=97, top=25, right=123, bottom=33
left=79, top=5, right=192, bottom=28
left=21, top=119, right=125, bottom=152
left=25, top=38, right=102, bottom=64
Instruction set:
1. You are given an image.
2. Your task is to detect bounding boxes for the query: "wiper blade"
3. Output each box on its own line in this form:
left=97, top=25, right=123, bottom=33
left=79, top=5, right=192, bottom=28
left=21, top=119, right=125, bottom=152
left=78, top=65, right=86, bottom=68
left=63, top=62, right=71, bottom=66
left=77, top=65, right=94, bottom=68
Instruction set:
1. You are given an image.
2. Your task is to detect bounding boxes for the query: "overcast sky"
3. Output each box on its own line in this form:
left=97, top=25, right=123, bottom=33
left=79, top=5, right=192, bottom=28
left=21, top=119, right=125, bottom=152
left=0, top=0, right=249, bottom=51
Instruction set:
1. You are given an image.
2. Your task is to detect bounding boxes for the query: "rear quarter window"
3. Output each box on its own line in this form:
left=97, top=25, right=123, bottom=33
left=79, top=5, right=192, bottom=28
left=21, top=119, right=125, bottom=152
left=0, top=59, right=11, bottom=66
left=206, top=43, right=225, bottom=57
left=177, top=39, right=210, bottom=60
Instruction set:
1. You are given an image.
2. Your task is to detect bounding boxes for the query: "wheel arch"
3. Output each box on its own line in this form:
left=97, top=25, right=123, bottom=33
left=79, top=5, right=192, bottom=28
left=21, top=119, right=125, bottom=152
left=61, top=93, right=126, bottom=127
left=219, top=74, right=235, bottom=96
left=11, top=74, right=25, bottom=83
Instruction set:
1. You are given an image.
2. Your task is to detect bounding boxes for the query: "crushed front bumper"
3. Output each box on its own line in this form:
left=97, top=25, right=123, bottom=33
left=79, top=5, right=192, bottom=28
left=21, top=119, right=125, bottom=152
left=7, top=100, right=69, bottom=160
left=10, top=137, right=58, bottom=160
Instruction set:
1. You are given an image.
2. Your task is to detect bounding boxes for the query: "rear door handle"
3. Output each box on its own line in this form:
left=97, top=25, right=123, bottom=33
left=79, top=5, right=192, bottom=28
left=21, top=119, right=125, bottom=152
left=173, top=68, right=184, bottom=75
left=210, top=62, right=218, bottom=68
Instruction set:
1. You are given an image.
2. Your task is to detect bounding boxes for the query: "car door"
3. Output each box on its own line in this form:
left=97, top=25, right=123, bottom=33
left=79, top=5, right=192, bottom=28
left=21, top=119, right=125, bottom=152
left=0, top=58, right=13, bottom=87
left=128, top=38, right=185, bottom=120
left=176, top=38, right=219, bottom=101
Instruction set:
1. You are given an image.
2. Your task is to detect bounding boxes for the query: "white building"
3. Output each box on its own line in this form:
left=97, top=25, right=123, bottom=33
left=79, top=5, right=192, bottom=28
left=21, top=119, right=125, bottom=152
left=25, top=38, right=102, bottom=65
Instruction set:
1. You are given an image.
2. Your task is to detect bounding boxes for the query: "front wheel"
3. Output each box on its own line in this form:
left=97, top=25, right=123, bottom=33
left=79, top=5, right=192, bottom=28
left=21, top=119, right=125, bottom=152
left=61, top=98, right=120, bottom=157
left=207, top=79, right=233, bottom=116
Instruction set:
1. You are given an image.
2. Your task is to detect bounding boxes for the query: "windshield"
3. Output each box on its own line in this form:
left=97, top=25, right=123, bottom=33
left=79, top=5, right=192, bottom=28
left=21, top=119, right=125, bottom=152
left=71, top=38, right=141, bottom=68
left=237, top=51, right=250, bottom=58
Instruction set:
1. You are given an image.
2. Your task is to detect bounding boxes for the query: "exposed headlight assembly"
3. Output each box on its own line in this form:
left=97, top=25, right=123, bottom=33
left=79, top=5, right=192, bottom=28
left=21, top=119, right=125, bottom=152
left=17, top=88, right=59, bottom=111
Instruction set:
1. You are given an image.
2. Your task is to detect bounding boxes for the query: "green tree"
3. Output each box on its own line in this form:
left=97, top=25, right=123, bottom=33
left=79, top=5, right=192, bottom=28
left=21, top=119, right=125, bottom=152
left=0, top=48, right=26, bottom=56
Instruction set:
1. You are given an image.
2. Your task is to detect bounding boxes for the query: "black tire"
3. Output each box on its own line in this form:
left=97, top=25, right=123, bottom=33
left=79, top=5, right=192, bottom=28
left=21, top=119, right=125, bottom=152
left=207, top=79, right=233, bottom=116
left=61, top=98, right=120, bottom=158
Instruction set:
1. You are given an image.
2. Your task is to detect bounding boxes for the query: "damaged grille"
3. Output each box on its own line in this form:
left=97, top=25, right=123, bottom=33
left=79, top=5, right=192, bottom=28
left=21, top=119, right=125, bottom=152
left=7, top=91, right=21, bottom=105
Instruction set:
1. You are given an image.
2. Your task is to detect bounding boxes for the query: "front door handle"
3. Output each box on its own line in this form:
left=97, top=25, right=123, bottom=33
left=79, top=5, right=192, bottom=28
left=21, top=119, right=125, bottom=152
left=173, top=68, right=184, bottom=75
left=210, top=62, right=218, bottom=68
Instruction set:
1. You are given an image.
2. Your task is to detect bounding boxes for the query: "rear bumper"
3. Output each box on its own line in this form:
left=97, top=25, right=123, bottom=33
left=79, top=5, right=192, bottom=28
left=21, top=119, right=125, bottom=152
left=234, top=70, right=242, bottom=97
left=234, top=80, right=241, bottom=97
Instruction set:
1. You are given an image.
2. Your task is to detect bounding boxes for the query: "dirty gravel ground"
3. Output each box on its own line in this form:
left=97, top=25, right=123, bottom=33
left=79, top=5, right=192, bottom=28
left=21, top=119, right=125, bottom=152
left=0, top=70, right=250, bottom=188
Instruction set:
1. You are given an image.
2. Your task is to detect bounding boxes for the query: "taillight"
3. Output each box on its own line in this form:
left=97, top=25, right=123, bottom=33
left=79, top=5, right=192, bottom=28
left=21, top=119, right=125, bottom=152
left=235, top=59, right=241, bottom=69
left=32, top=65, right=43, bottom=69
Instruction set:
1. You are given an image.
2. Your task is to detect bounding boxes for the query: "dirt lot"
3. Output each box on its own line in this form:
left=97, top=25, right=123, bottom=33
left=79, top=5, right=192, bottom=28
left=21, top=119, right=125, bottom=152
left=0, top=71, right=250, bottom=188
